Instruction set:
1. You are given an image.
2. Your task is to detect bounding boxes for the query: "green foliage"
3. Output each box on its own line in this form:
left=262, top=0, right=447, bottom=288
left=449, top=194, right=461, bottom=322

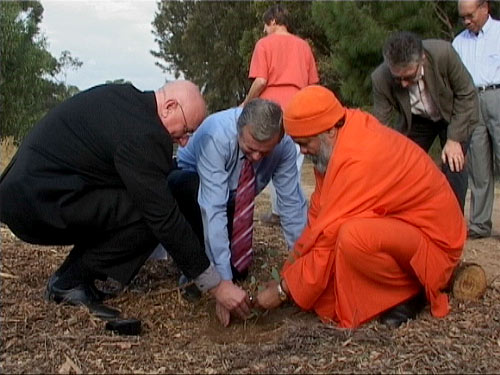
left=271, top=267, right=280, bottom=282
left=311, top=1, right=465, bottom=109
left=0, top=1, right=82, bottom=141
left=152, top=1, right=328, bottom=112
left=152, top=1, right=257, bottom=111
left=152, top=1, right=498, bottom=113
left=492, top=1, right=500, bottom=18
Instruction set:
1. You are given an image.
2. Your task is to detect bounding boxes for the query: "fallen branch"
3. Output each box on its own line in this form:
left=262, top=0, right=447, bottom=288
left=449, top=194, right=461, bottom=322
left=0, top=271, right=19, bottom=279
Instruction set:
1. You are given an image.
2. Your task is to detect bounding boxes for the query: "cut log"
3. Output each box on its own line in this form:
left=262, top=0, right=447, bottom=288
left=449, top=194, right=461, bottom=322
left=451, top=262, right=488, bottom=301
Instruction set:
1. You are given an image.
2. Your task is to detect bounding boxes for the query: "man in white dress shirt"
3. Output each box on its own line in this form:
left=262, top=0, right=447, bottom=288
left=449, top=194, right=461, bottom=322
left=453, top=0, right=500, bottom=239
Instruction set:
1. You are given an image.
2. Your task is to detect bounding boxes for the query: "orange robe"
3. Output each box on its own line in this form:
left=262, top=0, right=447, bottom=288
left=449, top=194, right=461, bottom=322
left=282, top=109, right=466, bottom=328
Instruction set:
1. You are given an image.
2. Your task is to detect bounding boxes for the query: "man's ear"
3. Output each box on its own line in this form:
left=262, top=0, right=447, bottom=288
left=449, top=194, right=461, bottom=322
left=326, top=127, right=337, bottom=140
left=160, top=99, right=177, bottom=120
left=333, top=116, right=345, bottom=130
left=327, top=119, right=343, bottom=140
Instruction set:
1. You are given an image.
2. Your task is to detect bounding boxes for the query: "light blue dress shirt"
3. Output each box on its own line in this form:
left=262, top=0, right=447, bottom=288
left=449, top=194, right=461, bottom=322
left=453, top=16, right=500, bottom=86
left=177, top=107, right=307, bottom=280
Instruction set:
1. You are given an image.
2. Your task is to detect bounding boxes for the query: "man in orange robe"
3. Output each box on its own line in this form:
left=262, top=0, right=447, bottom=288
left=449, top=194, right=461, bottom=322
left=255, top=85, right=466, bottom=329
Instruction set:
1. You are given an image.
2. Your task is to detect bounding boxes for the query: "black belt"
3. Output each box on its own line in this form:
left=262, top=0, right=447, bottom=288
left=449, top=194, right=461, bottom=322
left=477, top=84, right=500, bottom=92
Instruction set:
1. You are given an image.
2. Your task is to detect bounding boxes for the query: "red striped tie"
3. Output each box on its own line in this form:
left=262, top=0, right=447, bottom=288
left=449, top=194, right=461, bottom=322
left=231, top=158, right=256, bottom=272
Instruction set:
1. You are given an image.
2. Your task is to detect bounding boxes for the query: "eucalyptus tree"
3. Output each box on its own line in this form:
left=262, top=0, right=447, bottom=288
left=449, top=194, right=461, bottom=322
left=151, top=1, right=328, bottom=112
left=151, top=0, right=498, bottom=112
left=310, top=0, right=491, bottom=109
left=1, top=1, right=81, bottom=141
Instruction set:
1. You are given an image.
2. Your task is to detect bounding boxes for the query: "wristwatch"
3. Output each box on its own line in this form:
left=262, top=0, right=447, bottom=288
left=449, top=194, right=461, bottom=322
left=277, top=279, right=288, bottom=302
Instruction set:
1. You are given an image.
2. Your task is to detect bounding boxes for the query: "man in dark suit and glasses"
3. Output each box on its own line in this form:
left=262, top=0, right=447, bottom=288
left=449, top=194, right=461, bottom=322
left=371, top=31, right=479, bottom=211
left=0, top=80, right=252, bottom=322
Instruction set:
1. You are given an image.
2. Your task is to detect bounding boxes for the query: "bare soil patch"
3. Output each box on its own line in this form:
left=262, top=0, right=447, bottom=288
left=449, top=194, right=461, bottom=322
left=1, top=160, right=499, bottom=374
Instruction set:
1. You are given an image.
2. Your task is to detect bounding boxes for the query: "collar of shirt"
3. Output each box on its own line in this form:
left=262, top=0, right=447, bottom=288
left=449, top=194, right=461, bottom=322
left=482, top=15, right=494, bottom=35
left=466, top=15, right=494, bottom=39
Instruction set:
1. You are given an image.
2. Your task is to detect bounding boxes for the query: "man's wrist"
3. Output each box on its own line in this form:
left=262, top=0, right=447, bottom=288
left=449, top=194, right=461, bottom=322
left=194, top=263, right=221, bottom=292
left=277, top=279, right=288, bottom=302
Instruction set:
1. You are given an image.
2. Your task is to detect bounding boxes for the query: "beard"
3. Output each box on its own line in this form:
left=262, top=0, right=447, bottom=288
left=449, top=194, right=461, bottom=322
left=307, top=136, right=332, bottom=174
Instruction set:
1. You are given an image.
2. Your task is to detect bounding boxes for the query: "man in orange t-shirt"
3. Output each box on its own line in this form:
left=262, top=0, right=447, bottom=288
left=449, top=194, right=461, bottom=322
left=255, top=85, right=466, bottom=329
left=241, top=4, right=319, bottom=226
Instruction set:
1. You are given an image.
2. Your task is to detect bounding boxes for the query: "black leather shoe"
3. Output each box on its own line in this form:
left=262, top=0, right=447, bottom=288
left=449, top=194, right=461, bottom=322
left=380, top=292, right=426, bottom=328
left=85, top=302, right=122, bottom=321
left=179, top=275, right=201, bottom=302
left=88, top=282, right=118, bottom=301
left=467, top=230, right=489, bottom=240
left=45, top=276, right=120, bottom=320
left=45, top=273, right=60, bottom=298
left=46, top=274, right=117, bottom=302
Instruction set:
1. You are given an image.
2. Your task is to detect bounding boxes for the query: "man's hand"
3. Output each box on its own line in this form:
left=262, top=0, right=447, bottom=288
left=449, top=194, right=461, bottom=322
left=441, top=139, right=465, bottom=172
left=255, top=280, right=283, bottom=310
left=209, top=280, right=252, bottom=324
left=215, top=301, right=231, bottom=327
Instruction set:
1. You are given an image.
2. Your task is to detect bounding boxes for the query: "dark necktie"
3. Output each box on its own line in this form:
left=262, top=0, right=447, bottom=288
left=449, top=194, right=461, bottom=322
left=231, top=158, right=256, bottom=272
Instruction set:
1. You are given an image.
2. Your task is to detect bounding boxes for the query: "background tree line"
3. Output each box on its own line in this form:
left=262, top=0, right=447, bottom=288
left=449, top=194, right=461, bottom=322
left=2, top=1, right=499, bottom=142
left=1, top=1, right=81, bottom=141
left=152, top=0, right=500, bottom=112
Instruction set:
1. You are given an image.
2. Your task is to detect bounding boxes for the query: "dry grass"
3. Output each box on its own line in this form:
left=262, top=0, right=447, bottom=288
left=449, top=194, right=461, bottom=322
left=1, top=180, right=500, bottom=373
left=1, top=222, right=499, bottom=374
left=1, top=156, right=499, bottom=373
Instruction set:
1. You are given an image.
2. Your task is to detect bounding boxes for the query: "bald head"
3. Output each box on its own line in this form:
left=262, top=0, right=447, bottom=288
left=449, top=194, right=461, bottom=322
left=458, top=0, right=489, bottom=34
left=154, top=80, right=206, bottom=146
left=157, top=80, right=207, bottom=129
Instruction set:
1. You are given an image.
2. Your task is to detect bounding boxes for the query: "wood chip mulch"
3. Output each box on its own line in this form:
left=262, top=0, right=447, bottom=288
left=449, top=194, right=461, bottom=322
left=1, top=194, right=499, bottom=374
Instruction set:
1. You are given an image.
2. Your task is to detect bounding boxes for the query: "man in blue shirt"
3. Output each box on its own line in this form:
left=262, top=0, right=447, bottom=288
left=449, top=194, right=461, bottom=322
left=453, top=0, right=500, bottom=239
left=171, top=98, right=307, bottom=326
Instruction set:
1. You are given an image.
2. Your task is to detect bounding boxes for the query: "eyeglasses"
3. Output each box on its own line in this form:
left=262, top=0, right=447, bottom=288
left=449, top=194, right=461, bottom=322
left=392, top=62, right=423, bottom=84
left=178, top=101, right=193, bottom=137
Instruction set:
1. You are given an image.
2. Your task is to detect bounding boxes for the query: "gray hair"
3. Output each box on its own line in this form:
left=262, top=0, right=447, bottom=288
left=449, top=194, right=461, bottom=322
left=383, top=31, right=423, bottom=69
left=237, top=99, right=283, bottom=142
left=308, top=133, right=332, bottom=174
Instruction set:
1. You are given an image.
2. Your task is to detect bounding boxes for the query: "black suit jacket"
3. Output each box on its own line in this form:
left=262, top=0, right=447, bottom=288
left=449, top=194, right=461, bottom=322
left=0, top=84, right=209, bottom=279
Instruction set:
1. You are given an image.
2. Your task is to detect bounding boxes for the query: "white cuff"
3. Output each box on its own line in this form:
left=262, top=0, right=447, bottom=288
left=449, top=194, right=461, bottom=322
left=194, top=263, right=221, bottom=292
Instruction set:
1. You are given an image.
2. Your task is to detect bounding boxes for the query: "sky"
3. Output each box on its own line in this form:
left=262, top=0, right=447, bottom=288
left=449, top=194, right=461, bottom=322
left=40, top=0, right=174, bottom=91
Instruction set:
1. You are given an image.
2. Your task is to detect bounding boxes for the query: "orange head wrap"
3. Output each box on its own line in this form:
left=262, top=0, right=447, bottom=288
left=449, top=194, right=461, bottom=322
left=284, top=85, right=345, bottom=137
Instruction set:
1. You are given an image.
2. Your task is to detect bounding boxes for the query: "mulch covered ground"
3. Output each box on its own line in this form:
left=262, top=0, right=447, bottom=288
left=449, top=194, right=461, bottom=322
left=1, top=164, right=500, bottom=374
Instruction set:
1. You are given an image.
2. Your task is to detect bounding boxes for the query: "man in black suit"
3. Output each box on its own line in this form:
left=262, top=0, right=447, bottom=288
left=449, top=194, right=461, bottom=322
left=0, top=81, right=253, bottom=321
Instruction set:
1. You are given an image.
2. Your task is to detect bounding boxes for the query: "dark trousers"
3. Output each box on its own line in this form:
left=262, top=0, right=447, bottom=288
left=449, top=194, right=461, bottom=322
left=56, top=219, right=159, bottom=286
left=39, top=189, right=160, bottom=286
left=167, top=169, right=247, bottom=280
left=408, top=115, right=468, bottom=211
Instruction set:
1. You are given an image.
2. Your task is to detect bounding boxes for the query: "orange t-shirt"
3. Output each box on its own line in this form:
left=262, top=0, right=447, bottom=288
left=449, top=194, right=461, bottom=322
left=249, top=33, right=319, bottom=109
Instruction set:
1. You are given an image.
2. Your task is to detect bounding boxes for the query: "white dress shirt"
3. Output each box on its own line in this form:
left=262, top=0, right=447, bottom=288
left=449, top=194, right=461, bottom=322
left=453, top=16, right=500, bottom=87
left=408, top=66, right=442, bottom=121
